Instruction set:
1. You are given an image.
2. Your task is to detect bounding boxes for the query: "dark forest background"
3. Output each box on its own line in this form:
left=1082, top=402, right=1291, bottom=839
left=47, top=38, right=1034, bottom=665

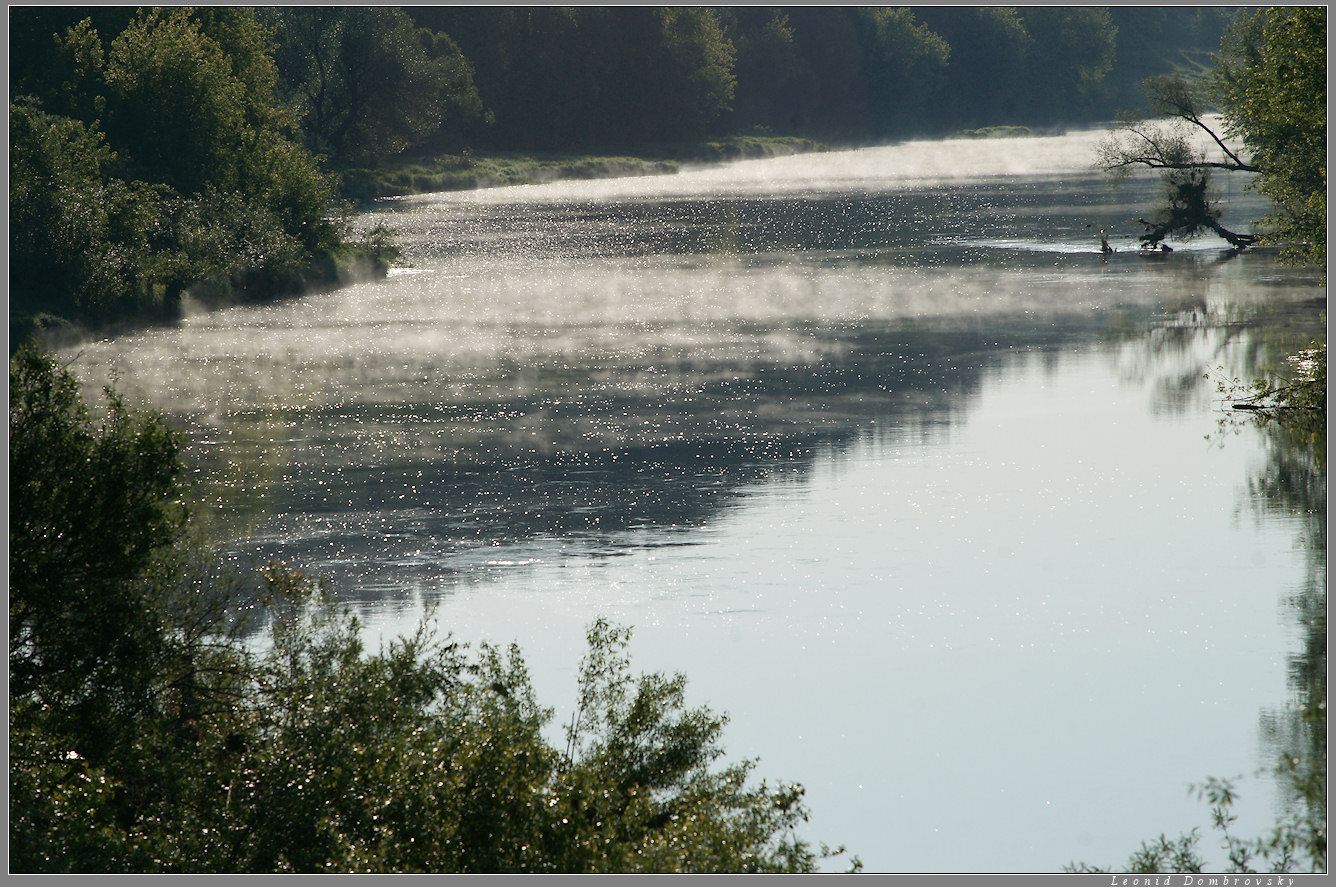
left=14, top=7, right=1241, bottom=168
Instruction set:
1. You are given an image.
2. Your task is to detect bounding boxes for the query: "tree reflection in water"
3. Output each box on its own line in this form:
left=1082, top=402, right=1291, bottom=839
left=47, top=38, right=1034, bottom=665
left=1250, top=400, right=1325, bottom=872
left=1070, top=335, right=1326, bottom=874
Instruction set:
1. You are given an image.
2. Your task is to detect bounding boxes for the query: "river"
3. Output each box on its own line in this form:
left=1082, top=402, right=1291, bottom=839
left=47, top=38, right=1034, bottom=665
left=63, top=125, right=1326, bottom=872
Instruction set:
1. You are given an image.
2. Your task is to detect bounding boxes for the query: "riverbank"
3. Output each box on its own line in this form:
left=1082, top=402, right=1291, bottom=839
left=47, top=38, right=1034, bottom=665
left=11, top=137, right=825, bottom=351
left=9, top=235, right=398, bottom=355
left=336, top=135, right=829, bottom=203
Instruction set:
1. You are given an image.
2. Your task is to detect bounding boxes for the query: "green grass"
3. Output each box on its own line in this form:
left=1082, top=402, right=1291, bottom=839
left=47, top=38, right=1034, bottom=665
left=338, top=135, right=828, bottom=203
left=950, top=125, right=1035, bottom=140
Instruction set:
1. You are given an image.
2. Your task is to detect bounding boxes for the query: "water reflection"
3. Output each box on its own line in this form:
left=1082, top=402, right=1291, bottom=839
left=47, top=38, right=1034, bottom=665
left=376, top=174, right=1238, bottom=267
left=1249, top=411, right=1326, bottom=856
left=208, top=316, right=1110, bottom=608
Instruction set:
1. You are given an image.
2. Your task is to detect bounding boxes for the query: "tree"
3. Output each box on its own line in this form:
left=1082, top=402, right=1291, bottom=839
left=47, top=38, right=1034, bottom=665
left=8, top=8, right=350, bottom=337
left=1213, top=7, right=1326, bottom=265
left=427, top=7, right=604, bottom=152
left=856, top=8, right=950, bottom=134
left=266, top=8, right=482, bottom=166
left=914, top=7, right=1033, bottom=129
left=1097, top=8, right=1326, bottom=261
left=1102, top=8, right=1239, bottom=114
left=233, top=606, right=839, bottom=872
left=9, top=346, right=186, bottom=761
left=747, top=8, right=870, bottom=138
left=630, top=7, right=737, bottom=144
left=721, top=9, right=805, bottom=134
left=102, top=8, right=254, bottom=196
left=1019, top=8, right=1118, bottom=124
left=9, top=103, right=164, bottom=323
left=405, top=7, right=737, bottom=152
left=1097, top=75, right=1261, bottom=250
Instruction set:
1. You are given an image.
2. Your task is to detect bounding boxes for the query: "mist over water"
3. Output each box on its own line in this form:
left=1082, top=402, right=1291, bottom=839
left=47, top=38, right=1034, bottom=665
left=64, top=124, right=1325, bottom=872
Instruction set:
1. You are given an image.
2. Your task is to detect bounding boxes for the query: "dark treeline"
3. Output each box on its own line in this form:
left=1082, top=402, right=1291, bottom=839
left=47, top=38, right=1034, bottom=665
left=308, top=7, right=1240, bottom=158
left=10, top=7, right=1238, bottom=340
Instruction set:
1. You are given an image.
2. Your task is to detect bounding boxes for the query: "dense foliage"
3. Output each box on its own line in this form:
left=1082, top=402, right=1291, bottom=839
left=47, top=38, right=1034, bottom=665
left=263, top=8, right=483, bottom=167
left=9, top=8, right=367, bottom=343
left=1213, top=7, right=1327, bottom=265
left=413, top=7, right=1224, bottom=151
left=8, top=348, right=847, bottom=873
left=403, top=8, right=738, bottom=152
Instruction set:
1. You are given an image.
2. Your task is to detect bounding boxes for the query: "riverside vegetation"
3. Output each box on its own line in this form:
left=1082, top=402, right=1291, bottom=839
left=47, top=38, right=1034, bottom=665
left=9, top=8, right=398, bottom=348
left=9, top=344, right=857, bottom=873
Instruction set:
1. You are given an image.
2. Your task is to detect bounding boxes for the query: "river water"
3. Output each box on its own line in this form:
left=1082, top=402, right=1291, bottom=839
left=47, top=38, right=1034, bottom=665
left=64, top=126, right=1325, bottom=872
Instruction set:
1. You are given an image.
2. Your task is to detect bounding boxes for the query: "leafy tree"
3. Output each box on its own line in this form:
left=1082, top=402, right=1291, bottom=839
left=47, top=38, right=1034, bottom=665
left=424, top=7, right=601, bottom=152
left=266, top=7, right=482, bottom=166
left=1102, top=8, right=1240, bottom=114
left=10, top=348, right=254, bottom=871
left=102, top=8, right=253, bottom=196
left=1213, top=7, right=1327, bottom=265
left=856, top=7, right=950, bottom=134
left=549, top=619, right=828, bottom=872
left=720, top=9, right=805, bottom=134
left=1097, top=75, right=1261, bottom=250
left=9, top=8, right=353, bottom=338
left=8, top=347, right=255, bottom=874
left=230, top=601, right=838, bottom=873
left=9, top=344, right=187, bottom=755
left=407, top=7, right=736, bottom=151
left=633, top=7, right=737, bottom=143
left=1019, top=7, right=1118, bottom=124
left=9, top=103, right=165, bottom=323
left=914, top=7, right=1033, bottom=129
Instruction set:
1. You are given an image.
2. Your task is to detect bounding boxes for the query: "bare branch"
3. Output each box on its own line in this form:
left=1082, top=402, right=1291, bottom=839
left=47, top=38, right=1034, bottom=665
left=1178, top=111, right=1258, bottom=173
left=1143, top=75, right=1259, bottom=173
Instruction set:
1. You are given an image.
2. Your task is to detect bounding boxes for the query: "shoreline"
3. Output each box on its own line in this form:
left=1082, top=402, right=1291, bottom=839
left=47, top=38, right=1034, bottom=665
left=337, top=135, right=831, bottom=204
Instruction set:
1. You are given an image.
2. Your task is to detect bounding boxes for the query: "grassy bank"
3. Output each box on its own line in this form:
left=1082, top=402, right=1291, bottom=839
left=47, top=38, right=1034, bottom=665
left=338, top=135, right=828, bottom=203
left=950, top=125, right=1036, bottom=139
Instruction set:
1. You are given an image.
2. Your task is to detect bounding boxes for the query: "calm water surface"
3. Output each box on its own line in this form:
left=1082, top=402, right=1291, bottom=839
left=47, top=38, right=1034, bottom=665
left=65, top=126, right=1325, bottom=872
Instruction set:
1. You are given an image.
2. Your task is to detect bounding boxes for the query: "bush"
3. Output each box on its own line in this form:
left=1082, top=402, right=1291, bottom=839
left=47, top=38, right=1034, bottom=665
left=9, top=103, right=165, bottom=323
left=9, top=349, right=848, bottom=873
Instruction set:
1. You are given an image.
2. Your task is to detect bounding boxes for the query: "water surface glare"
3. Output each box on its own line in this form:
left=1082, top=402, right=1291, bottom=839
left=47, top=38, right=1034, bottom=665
left=65, top=127, right=1325, bottom=873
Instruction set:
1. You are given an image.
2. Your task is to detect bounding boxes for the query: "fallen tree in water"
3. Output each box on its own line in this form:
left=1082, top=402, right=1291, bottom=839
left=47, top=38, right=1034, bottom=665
left=1097, top=77, right=1259, bottom=252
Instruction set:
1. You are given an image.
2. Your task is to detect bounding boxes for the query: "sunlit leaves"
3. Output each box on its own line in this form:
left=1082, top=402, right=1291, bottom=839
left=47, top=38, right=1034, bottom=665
left=9, top=8, right=346, bottom=335
left=1213, top=8, right=1326, bottom=266
left=9, top=103, right=165, bottom=321
left=9, top=346, right=186, bottom=737
left=141, top=569, right=832, bottom=873
left=104, top=8, right=250, bottom=195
